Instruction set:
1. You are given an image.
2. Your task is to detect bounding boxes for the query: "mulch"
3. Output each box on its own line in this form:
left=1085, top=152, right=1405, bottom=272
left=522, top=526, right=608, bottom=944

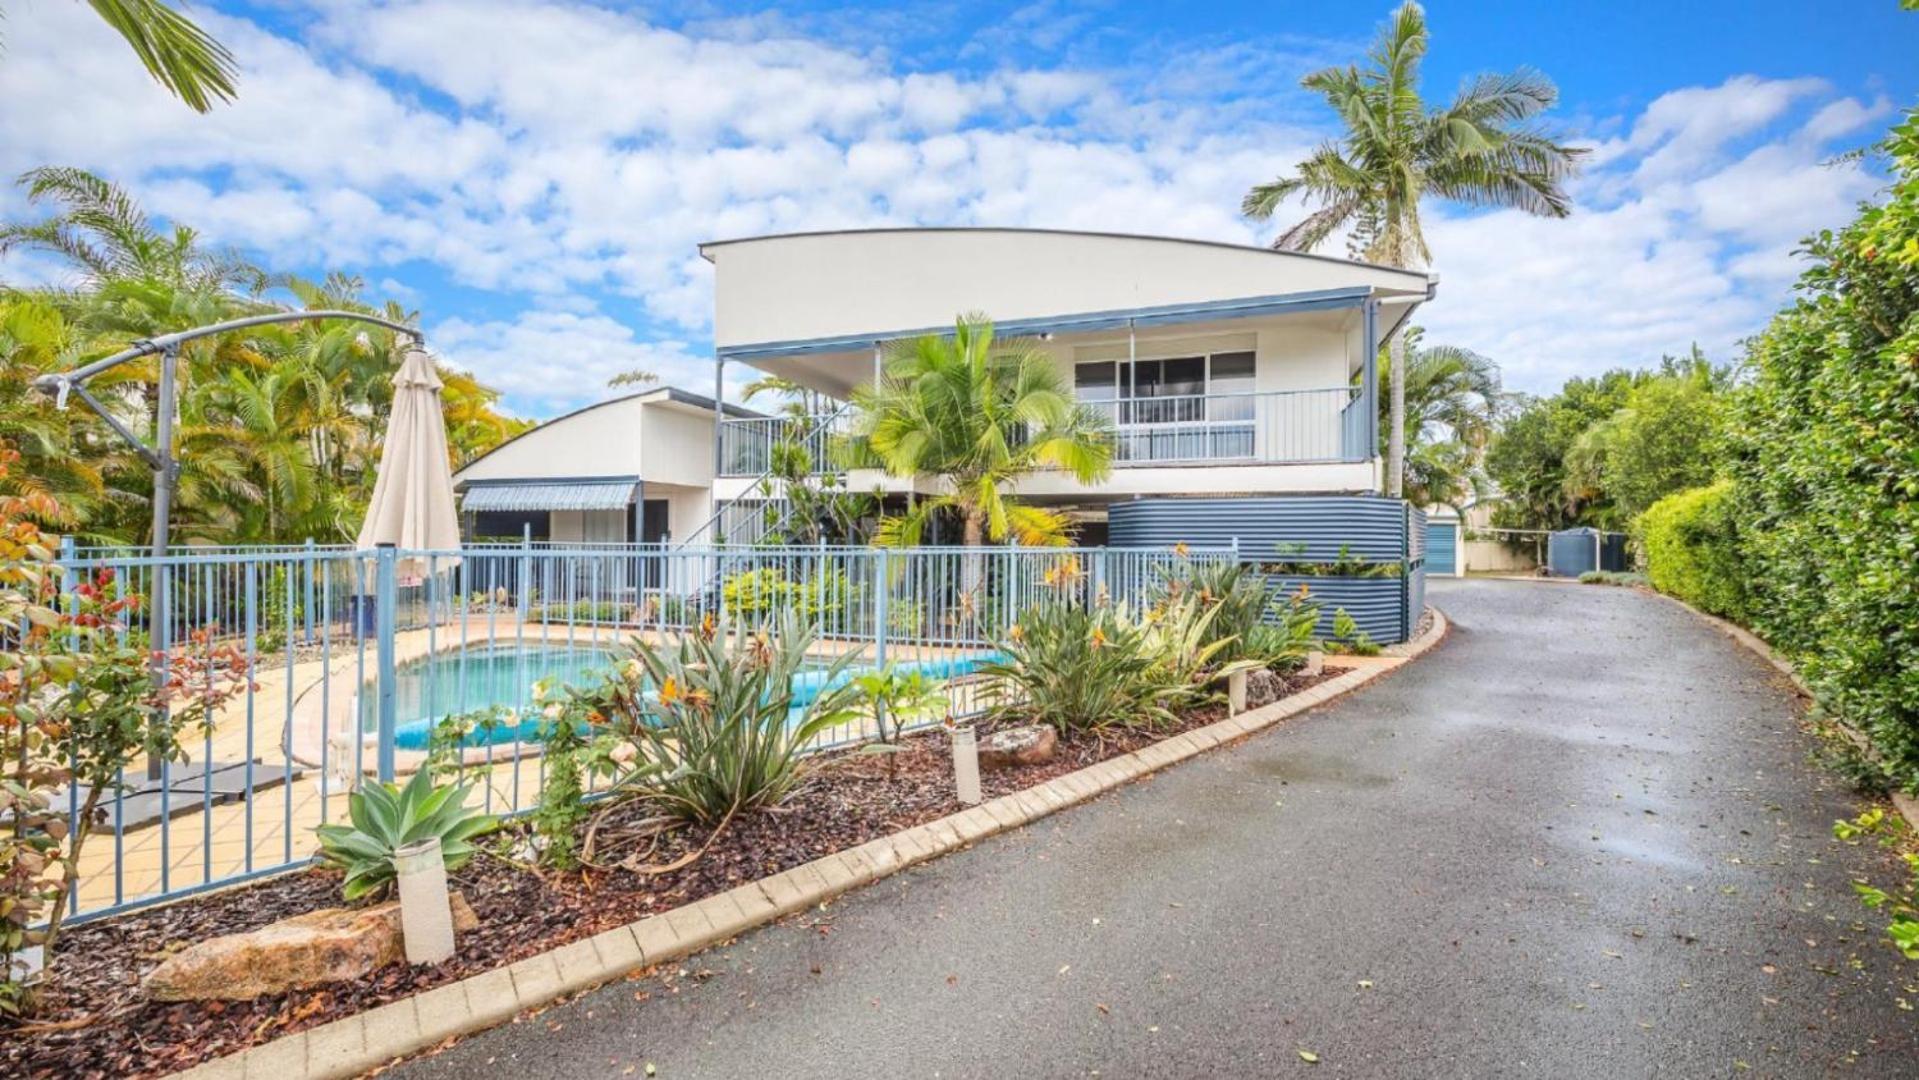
left=7, top=667, right=1346, bottom=1079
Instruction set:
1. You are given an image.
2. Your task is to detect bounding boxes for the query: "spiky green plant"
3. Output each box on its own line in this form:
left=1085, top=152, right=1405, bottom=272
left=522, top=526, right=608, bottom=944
left=983, top=601, right=1208, bottom=735
left=313, top=769, right=498, bottom=901
left=609, top=613, right=864, bottom=826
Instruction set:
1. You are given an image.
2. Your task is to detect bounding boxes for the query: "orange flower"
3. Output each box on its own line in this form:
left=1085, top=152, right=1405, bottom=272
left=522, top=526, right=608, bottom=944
left=1008, top=623, right=1024, bottom=643
left=1173, top=542, right=1190, bottom=558
left=659, top=676, right=681, bottom=706
left=1089, top=626, right=1107, bottom=650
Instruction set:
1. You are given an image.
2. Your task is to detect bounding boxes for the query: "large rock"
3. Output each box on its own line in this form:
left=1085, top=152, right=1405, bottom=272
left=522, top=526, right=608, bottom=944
left=977, top=724, right=1058, bottom=770
left=143, top=891, right=479, bottom=1001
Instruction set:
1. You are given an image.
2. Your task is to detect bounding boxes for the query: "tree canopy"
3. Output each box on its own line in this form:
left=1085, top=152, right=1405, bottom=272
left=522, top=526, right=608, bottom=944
left=0, top=169, right=527, bottom=545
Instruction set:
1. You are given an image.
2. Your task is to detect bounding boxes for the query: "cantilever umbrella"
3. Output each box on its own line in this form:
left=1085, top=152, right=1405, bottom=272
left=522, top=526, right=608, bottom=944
left=357, top=342, right=462, bottom=582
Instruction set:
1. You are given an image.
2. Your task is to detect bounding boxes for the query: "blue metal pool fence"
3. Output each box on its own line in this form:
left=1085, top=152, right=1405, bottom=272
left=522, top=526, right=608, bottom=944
left=47, top=536, right=1423, bottom=922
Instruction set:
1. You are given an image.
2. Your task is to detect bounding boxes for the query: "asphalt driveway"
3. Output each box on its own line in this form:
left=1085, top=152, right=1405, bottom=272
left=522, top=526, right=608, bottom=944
left=393, top=579, right=1918, bottom=1078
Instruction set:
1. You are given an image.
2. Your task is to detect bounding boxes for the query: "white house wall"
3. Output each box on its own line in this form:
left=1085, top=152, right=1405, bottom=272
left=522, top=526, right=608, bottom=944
left=457, top=398, right=648, bottom=483
left=638, top=405, right=719, bottom=488
left=703, top=228, right=1431, bottom=351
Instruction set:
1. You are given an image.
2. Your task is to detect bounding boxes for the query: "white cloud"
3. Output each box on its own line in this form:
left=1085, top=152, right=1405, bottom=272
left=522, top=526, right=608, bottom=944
left=1422, top=76, right=1886, bottom=392
left=0, top=5, right=1893, bottom=411
left=430, top=308, right=713, bottom=415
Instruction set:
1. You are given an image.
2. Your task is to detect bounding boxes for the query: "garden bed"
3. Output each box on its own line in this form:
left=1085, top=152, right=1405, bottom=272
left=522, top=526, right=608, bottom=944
left=7, top=666, right=1346, bottom=1079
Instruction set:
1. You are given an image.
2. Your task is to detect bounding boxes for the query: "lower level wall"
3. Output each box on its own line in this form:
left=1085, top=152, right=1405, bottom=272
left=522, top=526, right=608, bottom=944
left=1109, top=495, right=1421, bottom=643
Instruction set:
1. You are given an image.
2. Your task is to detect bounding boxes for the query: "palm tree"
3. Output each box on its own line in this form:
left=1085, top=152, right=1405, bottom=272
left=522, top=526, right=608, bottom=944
left=1242, top=1, right=1582, bottom=499
left=854, top=314, right=1112, bottom=564
left=1379, top=330, right=1504, bottom=513
left=1, top=1, right=238, bottom=112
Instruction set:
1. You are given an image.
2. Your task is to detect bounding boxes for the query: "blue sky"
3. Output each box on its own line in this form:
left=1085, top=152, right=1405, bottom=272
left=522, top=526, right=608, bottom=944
left=2, top=1, right=1915, bottom=414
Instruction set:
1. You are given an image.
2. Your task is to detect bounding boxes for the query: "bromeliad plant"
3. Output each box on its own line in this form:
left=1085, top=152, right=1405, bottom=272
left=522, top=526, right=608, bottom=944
left=983, top=601, right=1204, bottom=736
left=607, top=612, right=864, bottom=827
left=313, top=768, right=499, bottom=901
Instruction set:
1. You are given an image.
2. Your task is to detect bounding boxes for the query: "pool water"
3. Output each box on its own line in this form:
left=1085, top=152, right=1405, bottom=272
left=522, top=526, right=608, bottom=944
left=362, top=643, right=620, bottom=750
left=365, top=643, right=1003, bottom=751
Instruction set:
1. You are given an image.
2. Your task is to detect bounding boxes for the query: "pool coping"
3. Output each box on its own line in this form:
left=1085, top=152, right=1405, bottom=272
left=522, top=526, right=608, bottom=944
left=165, top=607, right=1449, bottom=1080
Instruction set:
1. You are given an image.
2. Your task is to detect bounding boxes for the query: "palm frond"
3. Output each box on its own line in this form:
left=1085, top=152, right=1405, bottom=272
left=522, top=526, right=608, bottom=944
left=86, top=0, right=239, bottom=113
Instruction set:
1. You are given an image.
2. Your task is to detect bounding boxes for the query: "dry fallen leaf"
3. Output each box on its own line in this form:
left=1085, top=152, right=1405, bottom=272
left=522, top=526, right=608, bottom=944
left=1298, top=1050, right=1320, bottom=1064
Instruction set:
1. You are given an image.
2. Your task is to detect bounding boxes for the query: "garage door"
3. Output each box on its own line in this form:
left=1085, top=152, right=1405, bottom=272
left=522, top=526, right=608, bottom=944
left=1425, top=521, right=1459, bottom=575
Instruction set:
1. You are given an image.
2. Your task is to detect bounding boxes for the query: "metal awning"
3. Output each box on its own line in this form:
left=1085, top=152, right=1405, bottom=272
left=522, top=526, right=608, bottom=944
left=461, top=479, right=637, bottom=513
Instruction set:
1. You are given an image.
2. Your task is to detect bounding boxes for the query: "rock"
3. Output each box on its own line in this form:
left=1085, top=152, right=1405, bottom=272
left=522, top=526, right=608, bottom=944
left=1246, top=669, right=1283, bottom=709
left=977, top=724, right=1058, bottom=770
left=143, top=891, right=479, bottom=1001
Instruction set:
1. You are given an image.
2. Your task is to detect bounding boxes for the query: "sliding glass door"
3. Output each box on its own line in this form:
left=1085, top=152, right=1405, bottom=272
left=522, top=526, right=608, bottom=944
left=1075, top=351, right=1256, bottom=462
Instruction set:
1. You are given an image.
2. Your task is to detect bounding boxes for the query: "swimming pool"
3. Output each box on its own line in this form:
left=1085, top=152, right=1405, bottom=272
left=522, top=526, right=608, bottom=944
left=363, top=642, right=1003, bottom=751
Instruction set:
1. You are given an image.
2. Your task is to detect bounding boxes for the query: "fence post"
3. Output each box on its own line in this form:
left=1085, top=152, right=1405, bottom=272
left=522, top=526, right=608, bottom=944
left=873, top=547, right=890, bottom=668
left=375, top=542, right=399, bottom=783
left=1400, top=502, right=1413, bottom=643
left=303, top=537, right=316, bottom=644
left=517, top=523, right=532, bottom=626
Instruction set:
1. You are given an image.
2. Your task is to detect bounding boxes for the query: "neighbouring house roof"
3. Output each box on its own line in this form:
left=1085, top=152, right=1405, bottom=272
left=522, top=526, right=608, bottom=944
left=452, top=385, right=763, bottom=486
left=461, top=477, right=639, bottom=512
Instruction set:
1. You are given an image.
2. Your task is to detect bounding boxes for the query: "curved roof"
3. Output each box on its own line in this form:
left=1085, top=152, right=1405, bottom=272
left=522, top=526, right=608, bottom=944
left=699, top=227, right=1434, bottom=356
left=699, top=226, right=1434, bottom=281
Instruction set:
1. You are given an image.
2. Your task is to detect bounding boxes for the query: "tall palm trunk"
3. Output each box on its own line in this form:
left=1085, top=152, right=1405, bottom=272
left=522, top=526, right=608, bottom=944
left=1388, top=332, right=1406, bottom=498
left=961, top=507, right=986, bottom=607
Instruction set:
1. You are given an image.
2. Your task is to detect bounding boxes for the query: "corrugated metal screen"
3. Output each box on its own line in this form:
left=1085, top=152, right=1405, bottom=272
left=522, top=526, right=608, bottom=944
left=1109, top=496, right=1422, bottom=643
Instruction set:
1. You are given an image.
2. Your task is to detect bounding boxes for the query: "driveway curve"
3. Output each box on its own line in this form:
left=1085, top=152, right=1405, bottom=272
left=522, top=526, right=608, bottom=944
left=395, top=579, right=1918, bottom=1079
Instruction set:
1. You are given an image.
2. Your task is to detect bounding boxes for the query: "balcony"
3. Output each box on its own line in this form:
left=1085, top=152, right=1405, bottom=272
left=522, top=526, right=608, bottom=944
left=1089, top=387, right=1365, bottom=466
left=715, top=386, right=1368, bottom=479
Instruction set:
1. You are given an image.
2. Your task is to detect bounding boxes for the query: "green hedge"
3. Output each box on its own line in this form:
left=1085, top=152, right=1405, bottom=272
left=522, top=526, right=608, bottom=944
left=1637, top=481, right=1747, bottom=621
left=1727, top=109, right=1919, bottom=789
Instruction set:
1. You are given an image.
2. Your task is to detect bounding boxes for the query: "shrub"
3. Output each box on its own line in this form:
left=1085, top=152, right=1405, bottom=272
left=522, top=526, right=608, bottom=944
left=2, top=461, right=249, bottom=1011
left=720, top=566, right=852, bottom=622
left=529, top=681, right=599, bottom=868
left=1328, top=608, right=1380, bottom=656
left=1728, top=108, right=1919, bottom=788
left=313, top=768, right=498, bottom=901
left=982, top=601, right=1205, bottom=734
left=1635, top=481, right=1746, bottom=619
left=606, top=613, right=863, bottom=826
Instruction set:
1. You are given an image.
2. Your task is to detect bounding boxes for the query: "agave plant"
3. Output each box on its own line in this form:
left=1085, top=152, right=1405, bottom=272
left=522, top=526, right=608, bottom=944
left=609, top=612, right=865, bottom=826
left=313, top=769, right=498, bottom=901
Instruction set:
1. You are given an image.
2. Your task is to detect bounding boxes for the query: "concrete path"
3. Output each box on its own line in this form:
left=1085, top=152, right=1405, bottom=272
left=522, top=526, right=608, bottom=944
left=393, top=580, right=1918, bottom=1078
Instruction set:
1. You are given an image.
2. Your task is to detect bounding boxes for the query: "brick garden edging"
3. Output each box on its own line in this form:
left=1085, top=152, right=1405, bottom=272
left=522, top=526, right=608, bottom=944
left=168, top=609, right=1450, bottom=1080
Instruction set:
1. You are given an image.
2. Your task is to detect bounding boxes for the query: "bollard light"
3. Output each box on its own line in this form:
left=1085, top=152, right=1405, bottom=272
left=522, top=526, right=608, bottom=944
left=394, top=836, right=456, bottom=964
left=1228, top=669, right=1248, bottom=715
left=951, top=725, right=982, bottom=806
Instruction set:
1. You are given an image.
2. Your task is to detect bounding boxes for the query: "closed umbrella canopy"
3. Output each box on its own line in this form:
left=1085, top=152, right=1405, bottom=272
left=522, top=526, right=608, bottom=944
left=357, top=343, right=461, bottom=578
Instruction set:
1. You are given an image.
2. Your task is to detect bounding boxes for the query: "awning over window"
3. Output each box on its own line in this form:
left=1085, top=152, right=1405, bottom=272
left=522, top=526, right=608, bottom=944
left=461, top=480, right=636, bottom=513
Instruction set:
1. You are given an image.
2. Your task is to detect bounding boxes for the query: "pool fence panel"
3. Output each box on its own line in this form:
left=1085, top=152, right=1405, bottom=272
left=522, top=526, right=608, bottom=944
left=48, top=542, right=1240, bottom=922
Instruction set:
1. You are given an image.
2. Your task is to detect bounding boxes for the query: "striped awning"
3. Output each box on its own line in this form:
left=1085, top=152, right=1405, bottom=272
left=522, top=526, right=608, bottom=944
left=461, top=480, right=636, bottom=513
